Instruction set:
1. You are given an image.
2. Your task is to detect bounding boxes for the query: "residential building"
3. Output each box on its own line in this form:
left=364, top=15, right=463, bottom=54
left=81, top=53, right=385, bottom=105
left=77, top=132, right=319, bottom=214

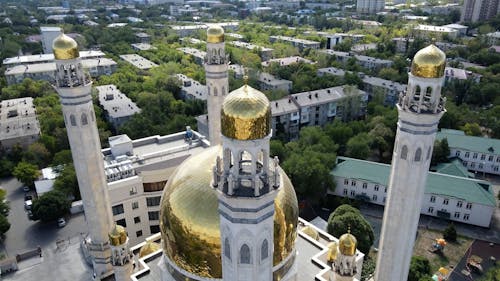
left=119, top=54, right=158, bottom=70
left=443, top=23, right=468, bottom=36
left=228, top=41, right=274, bottom=61
left=258, top=72, right=292, bottom=93
left=96, top=85, right=141, bottom=129
left=356, top=0, right=385, bottom=13
left=436, top=129, right=500, bottom=175
left=320, top=50, right=393, bottom=70
left=175, top=74, right=208, bottom=100
left=486, top=31, right=500, bottom=45
left=269, top=35, right=320, bottom=51
left=270, top=96, right=300, bottom=139
left=177, top=47, right=206, bottom=65
left=135, top=32, right=151, bottom=44
left=169, top=5, right=198, bottom=16
left=392, top=37, right=414, bottom=53
left=131, top=43, right=157, bottom=51
left=3, top=50, right=106, bottom=66
left=413, top=24, right=459, bottom=40
left=444, top=67, right=481, bottom=84
left=461, top=0, right=499, bottom=22
left=40, top=26, right=62, bottom=54
left=262, top=56, right=315, bottom=67
left=330, top=157, right=496, bottom=228
left=0, top=97, right=41, bottom=150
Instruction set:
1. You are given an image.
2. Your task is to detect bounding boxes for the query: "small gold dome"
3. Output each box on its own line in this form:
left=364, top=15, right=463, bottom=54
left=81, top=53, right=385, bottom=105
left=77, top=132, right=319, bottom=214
left=338, top=232, right=357, bottom=256
left=327, top=242, right=338, bottom=262
left=410, top=44, right=446, bottom=78
left=52, top=33, right=79, bottom=60
left=301, top=225, right=319, bottom=240
left=221, top=85, right=271, bottom=140
left=109, top=224, right=127, bottom=246
left=160, top=146, right=298, bottom=278
left=139, top=241, right=161, bottom=258
left=207, top=25, right=224, bottom=43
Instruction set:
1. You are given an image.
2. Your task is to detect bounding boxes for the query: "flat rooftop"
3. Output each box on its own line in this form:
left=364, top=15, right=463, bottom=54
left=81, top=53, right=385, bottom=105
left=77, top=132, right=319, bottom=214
left=270, top=96, right=300, bottom=116
left=119, top=54, right=158, bottom=70
left=270, top=35, right=320, bottom=45
left=259, top=72, right=291, bottom=86
left=262, top=56, right=315, bottom=67
left=176, top=74, right=207, bottom=100
left=96, top=84, right=141, bottom=119
left=5, top=58, right=117, bottom=76
left=3, top=50, right=106, bottom=65
left=0, top=97, right=41, bottom=141
left=291, top=86, right=365, bottom=107
left=229, top=41, right=273, bottom=52
left=177, top=47, right=206, bottom=59
left=131, top=43, right=157, bottom=51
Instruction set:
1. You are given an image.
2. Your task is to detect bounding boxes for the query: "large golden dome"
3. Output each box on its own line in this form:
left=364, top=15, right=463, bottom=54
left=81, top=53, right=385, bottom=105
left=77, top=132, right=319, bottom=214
left=221, top=84, right=271, bottom=140
left=159, top=145, right=298, bottom=278
left=52, top=33, right=79, bottom=60
left=338, top=232, right=357, bottom=256
left=410, top=44, right=446, bottom=78
left=207, top=25, right=224, bottom=43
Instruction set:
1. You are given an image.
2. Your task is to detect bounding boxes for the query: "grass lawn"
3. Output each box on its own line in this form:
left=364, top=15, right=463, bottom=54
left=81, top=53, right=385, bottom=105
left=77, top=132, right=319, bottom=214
left=413, top=228, right=473, bottom=274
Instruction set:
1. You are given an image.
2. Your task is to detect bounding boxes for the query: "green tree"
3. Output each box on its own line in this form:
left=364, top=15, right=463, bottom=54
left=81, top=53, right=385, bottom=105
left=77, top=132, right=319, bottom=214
left=0, top=215, right=10, bottom=236
left=408, top=256, right=431, bottom=281
left=478, top=264, right=500, bottom=281
left=431, top=138, right=450, bottom=166
left=361, top=257, right=376, bottom=281
left=0, top=189, right=10, bottom=217
left=32, top=190, right=71, bottom=222
left=443, top=223, right=457, bottom=242
left=12, top=162, right=40, bottom=188
left=461, top=123, right=482, bottom=136
left=326, top=205, right=374, bottom=254
left=346, top=133, right=372, bottom=160
left=53, top=164, right=80, bottom=200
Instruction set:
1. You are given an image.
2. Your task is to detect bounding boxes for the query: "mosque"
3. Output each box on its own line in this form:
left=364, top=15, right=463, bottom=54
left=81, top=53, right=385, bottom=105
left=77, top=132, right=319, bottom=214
left=50, top=23, right=446, bottom=281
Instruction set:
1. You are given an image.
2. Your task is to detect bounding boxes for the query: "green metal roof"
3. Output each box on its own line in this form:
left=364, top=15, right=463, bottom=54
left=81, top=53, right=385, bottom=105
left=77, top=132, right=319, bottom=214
left=436, top=129, right=500, bottom=155
left=332, top=157, right=496, bottom=206
left=433, top=158, right=474, bottom=178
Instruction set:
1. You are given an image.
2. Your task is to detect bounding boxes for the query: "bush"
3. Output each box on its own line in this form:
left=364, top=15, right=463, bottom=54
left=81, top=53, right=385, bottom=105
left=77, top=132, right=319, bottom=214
left=443, top=223, right=457, bottom=242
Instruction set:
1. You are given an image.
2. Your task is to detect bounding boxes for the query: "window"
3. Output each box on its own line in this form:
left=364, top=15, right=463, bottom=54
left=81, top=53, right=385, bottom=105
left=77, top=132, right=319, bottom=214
left=430, top=196, right=436, bottom=203
left=455, top=151, right=461, bottom=157
left=343, top=189, right=348, bottom=195
left=465, top=152, right=470, bottom=158
left=443, top=199, right=449, bottom=205
left=414, top=148, right=422, bottom=162
left=428, top=207, right=434, bottom=213
left=350, top=190, right=356, bottom=196
left=148, top=211, right=159, bottom=220
left=471, top=163, right=475, bottom=168
left=463, top=161, right=468, bottom=166
left=473, top=153, right=478, bottom=159
left=134, top=216, right=141, bottom=224
left=494, top=166, right=499, bottom=172
left=466, top=203, right=472, bottom=209
left=70, top=114, right=77, bottom=126
left=116, top=218, right=126, bottom=227
left=456, top=201, right=463, bottom=208
left=81, top=113, right=88, bottom=125
left=374, top=185, right=379, bottom=191
left=132, top=201, right=139, bottom=210
left=427, top=147, right=431, bottom=160
left=488, top=155, right=493, bottom=161
left=136, top=230, right=143, bottom=237
left=351, top=180, right=356, bottom=186
left=480, top=154, right=486, bottom=160
left=383, top=197, right=386, bottom=203
left=240, top=244, right=251, bottom=264
left=344, top=179, right=349, bottom=185
left=150, top=225, right=160, bottom=234
left=143, top=181, right=167, bottom=192
left=146, top=196, right=161, bottom=207
left=224, top=238, right=231, bottom=259
left=401, top=145, right=408, bottom=160
left=497, top=157, right=500, bottom=163
left=463, top=214, right=469, bottom=221
left=372, top=195, right=377, bottom=201
left=130, top=186, right=138, bottom=195
left=384, top=187, right=387, bottom=193
left=479, top=163, right=483, bottom=169
left=454, top=212, right=460, bottom=218
left=362, top=183, right=367, bottom=189
left=112, top=204, right=124, bottom=216
left=261, top=240, right=268, bottom=260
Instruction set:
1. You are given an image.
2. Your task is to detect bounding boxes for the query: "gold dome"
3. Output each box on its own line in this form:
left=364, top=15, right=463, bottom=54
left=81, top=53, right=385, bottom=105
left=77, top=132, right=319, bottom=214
left=410, top=44, right=446, bottom=78
left=139, top=241, right=161, bottom=258
left=221, top=85, right=271, bottom=140
left=52, top=33, right=79, bottom=60
left=160, top=146, right=298, bottom=278
left=207, top=25, right=224, bottom=43
left=327, top=242, right=338, bottom=262
left=109, top=224, right=127, bottom=246
left=338, top=232, right=357, bottom=256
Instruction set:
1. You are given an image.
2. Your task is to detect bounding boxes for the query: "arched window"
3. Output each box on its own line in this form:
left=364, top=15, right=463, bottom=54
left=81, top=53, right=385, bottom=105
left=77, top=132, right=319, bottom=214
left=261, top=239, right=268, bottom=261
left=70, top=114, right=77, bottom=126
left=424, top=87, right=432, bottom=102
left=427, top=147, right=431, bottom=160
left=214, top=87, right=218, bottom=96
left=224, top=238, right=231, bottom=260
left=240, top=244, right=251, bottom=264
left=413, top=86, right=421, bottom=101
left=81, top=113, right=88, bottom=125
left=207, top=86, right=211, bottom=96
left=401, top=145, right=408, bottom=160
left=415, top=148, right=422, bottom=162
left=222, top=86, right=225, bottom=96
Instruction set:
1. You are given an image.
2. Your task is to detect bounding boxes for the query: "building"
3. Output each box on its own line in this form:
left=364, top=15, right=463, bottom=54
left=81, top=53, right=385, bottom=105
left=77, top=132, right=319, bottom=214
left=486, top=31, right=500, bottom=45
left=119, top=54, right=158, bottom=70
left=374, top=44, right=447, bottom=281
left=228, top=41, right=274, bottom=61
left=270, top=96, right=300, bottom=139
left=413, top=24, right=459, bottom=40
left=96, top=85, right=141, bottom=129
left=436, top=129, right=500, bottom=175
left=135, top=32, right=151, bottom=44
left=5, top=58, right=117, bottom=85
left=444, top=67, right=481, bottom=84
left=262, top=56, right=315, bottom=67
left=175, top=73, right=208, bottom=100
left=2, top=50, right=106, bottom=66
left=258, top=72, right=292, bottom=93
left=40, top=26, right=62, bottom=54
left=320, top=50, right=393, bottom=70
left=323, top=33, right=365, bottom=49
left=330, top=157, right=496, bottom=228
left=356, top=0, right=384, bottom=13
left=0, top=97, right=41, bottom=150
left=269, top=35, right=320, bottom=51
left=177, top=47, right=206, bottom=65
left=443, top=23, right=468, bottom=36
left=461, top=0, right=499, bottom=22
left=131, top=43, right=157, bottom=51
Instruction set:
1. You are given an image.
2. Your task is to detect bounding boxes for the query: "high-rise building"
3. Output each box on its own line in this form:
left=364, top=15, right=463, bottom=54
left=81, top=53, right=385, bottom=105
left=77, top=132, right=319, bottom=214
left=461, top=0, right=499, bottom=22
left=374, top=44, right=447, bottom=281
left=52, top=33, right=114, bottom=279
left=356, top=0, right=385, bottom=14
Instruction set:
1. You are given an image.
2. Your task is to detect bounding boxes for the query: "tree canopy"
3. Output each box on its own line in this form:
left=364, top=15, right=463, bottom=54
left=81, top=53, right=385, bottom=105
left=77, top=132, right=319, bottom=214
left=32, top=190, right=71, bottom=222
left=408, top=256, right=432, bottom=281
left=12, top=162, right=40, bottom=188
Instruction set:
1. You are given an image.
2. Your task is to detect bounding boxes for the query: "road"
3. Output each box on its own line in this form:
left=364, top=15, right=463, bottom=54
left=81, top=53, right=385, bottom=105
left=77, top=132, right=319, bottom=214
left=0, top=177, right=87, bottom=257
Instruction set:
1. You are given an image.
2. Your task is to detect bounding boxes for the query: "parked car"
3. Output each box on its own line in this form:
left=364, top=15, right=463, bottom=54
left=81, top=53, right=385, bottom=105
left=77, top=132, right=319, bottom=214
left=24, top=194, right=32, bottom=201
left=27, top=210, right=34, bottom=220
left=24, top=200, right=32, bottom=210
left=57, top=218, right=66, bottom=227
left=23, top=186, right=30, bottom=192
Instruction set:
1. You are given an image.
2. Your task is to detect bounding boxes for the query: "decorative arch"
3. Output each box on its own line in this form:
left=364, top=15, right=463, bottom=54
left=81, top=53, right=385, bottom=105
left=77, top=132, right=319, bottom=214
left=70, top=114, right=77, bottom=126
left=222, top=86, right=226, bottom=96
left=413, top=86, right=421, bottom=101
left=214, top=87, right=218, bottom=96
left=240, top=244, right=251, bottom=264
left=426, top=146, right=431, bottom=160
left=401, top=145, right=408, bottom=160
left=414, top=148, right=422, bottom=162
left=261, top=239, right=268, bottom=261
left=424, top=87, right=433, bottom=101
left=81, top=113, right=88, bottom=126
left=224, top=237, right=231, bottom=260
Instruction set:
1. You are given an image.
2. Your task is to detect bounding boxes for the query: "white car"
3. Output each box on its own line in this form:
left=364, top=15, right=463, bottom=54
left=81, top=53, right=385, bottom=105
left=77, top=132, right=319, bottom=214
left=24, top=200, right=32, bottom=210
left=57, top=218, right=66, bottom=227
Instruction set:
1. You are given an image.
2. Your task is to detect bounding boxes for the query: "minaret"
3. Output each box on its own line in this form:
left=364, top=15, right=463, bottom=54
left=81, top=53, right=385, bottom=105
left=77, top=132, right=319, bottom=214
left=331, top=231, right=359, bottom=281
left=374, top=44, right=446, bottom=281
left=52, top=34, right=114, bottom=279
left=213, top=80, right=279, bottom=281
left=205, top=25, right=229, bottom=145
left=109, top=224, right=133, bottom=281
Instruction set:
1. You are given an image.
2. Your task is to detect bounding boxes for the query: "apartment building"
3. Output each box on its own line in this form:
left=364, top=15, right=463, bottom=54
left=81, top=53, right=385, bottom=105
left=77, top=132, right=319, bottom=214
left=0, top=97, right=41, bottom=150
left=269, top=35, right=320, bottom=51
left=96, top=85, right=141, bottom=129
left=175, top=74, right=208, bottom=100
left=320, top=50, right=393, bottom=70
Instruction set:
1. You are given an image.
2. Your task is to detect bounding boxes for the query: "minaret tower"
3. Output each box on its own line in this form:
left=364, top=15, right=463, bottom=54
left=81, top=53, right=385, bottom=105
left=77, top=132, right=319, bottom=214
left=52, top=34, right=114, bottom=278
left=374, top=44, right=446, bottom=281
left=109, top=224, right=133, bottom=281
left=213, top=80, right=279, bottom=281
left=205, top=25, right=229, bottom=145
left=332, top=231, right=359, bottom=281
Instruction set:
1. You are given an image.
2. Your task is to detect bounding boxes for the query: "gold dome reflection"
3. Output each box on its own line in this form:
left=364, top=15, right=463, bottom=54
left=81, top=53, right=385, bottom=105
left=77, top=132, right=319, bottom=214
left=410, top=44, right=446, bottom=78
left=52, top=33, right=79, bottom=60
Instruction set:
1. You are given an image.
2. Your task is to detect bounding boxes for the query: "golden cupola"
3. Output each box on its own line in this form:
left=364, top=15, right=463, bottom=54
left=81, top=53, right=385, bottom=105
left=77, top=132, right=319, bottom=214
left=52, top=33, right=79, bottom=60
left=221, top=83, right=271, bottom=140
left=410, top=44, right=446, bottom=78
left=338, top=231, right=357, bottom=256
left=109, top=224, right=127, bottom=246
left=139, top=241, right=161, bottom=258
left=207, top=25, right=224, bottom=43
